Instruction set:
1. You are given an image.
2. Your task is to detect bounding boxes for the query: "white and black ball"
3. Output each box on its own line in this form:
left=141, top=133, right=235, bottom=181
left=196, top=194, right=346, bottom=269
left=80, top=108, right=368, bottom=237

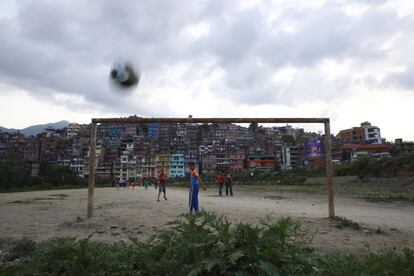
left=110, top=60, right=140, bottom=88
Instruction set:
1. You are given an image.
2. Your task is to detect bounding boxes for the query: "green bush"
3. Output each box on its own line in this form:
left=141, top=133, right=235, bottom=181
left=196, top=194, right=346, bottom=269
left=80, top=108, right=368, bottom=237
left=334, top=155, right=414, bottom=178
left=321, top=248, right=414, bottom=276
left=0, top=161, right=86, bottom=192
left=232, top=167, right=324, bottom=185
left=2, top=212, right=413, bottom=275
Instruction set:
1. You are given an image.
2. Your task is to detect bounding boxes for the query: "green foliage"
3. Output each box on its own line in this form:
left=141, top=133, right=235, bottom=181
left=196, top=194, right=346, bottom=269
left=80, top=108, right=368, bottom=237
left=3, top=238, right=36, bottom=262
left=248, top=122, right=258, bottom=133
left=0, top=162, right=39, bottom=190
left=281, top=135, right=295, bottom=144
left=321, top=248, right=414, bottom=276
left=233, top=167, right=325, bottom=185
left=334, top=155, right=414, bottom=178
left=2, top=212, right=413, bottom=275
left=0, top=161, right=90, bottom=192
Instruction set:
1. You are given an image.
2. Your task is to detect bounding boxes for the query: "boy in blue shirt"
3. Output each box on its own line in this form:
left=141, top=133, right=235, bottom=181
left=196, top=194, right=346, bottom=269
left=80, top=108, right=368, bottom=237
left=187, top=161, right=204, bottom=213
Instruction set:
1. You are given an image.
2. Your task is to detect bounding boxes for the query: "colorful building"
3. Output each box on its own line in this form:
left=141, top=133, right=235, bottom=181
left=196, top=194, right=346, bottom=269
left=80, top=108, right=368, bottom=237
left=155, top=154, right=171, bottom=176
left=147, top=123, right=160, bottom=140
left=201, top=153, right=217, bottom=174
left=229, top=150, right=245, bottom=172
left=141, top=156, right=156, bottom=177
left=170, top=153, right=185, bottom=178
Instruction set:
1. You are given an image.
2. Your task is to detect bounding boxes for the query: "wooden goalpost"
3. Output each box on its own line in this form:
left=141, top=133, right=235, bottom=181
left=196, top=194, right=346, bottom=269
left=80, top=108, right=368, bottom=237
left=87, top=117, right=335, bottom=218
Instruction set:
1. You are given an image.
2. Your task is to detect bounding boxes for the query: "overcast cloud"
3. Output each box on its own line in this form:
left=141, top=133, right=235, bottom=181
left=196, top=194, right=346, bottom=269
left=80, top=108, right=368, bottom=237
left=0, top=0, right=413, bottom=140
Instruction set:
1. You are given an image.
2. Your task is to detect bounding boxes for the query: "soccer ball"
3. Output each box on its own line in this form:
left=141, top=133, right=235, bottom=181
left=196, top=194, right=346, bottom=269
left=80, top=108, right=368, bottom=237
left=110, top=60, right=140, bottom=88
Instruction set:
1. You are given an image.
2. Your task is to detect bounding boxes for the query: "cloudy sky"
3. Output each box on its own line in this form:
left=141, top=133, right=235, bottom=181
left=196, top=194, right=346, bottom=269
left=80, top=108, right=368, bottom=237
left=0, top=0, right=413, bottom=140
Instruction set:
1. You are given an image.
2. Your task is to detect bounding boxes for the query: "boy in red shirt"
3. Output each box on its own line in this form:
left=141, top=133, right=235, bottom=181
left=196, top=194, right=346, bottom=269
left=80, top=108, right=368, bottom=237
left=216, top=170, right=224, bottom=196
left=157, top=169, right=167, bottom=201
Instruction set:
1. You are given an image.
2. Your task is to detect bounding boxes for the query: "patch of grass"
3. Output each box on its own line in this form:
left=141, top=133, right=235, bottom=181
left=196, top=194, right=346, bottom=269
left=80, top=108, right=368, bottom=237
left=375, top=227, right=388, bottom=235
left=6, top=196, right=66, bottom=205
left=6, top=200, right=33, bottom=204
left=96, top=202, right=119, bottom=210
left=323, top=248, right=414, bottom=275
left=48, top=193, right=69, bottom=198
left=0, top=185, right=85, bottom=194
left=363, top=194, right=414, bottom=203
left=237, top=184, right=414, bottom=204
left=1, top=212, right=413, bottom=275
left=333, top=216, right=361, bottom=230
left=238, top=184, right=327, bottom=195
left=32, top=197, right=65, bottom=201
left=264, top=195, right=286, bottom=200
left=0, top=182, right=111, bottom=194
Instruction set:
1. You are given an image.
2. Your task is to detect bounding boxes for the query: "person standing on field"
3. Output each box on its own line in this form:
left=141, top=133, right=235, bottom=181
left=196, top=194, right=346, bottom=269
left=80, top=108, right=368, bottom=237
left=157, top=169, right=167, bottom=201
left=225, top=169, right=233, bottom=196
left=143, top=177, right=149, bottom=190
left=187, top=161, right=205, bottom=213
left=131, top=179, right=137, bottom=191
left=216, top=170, right=224, bottom=196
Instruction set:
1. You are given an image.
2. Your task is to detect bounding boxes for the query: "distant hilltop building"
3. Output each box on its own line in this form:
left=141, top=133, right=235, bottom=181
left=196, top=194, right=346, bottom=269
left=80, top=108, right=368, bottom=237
left=67, top=123, right=81, bottom=138
left=394, top=138, right=414, bottom=156
left=338, top=121, right=382, bottom=144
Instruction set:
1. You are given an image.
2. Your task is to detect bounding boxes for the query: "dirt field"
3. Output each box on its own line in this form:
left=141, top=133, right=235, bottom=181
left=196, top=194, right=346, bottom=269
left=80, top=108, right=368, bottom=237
left=1, top=185, right=413, bottom=255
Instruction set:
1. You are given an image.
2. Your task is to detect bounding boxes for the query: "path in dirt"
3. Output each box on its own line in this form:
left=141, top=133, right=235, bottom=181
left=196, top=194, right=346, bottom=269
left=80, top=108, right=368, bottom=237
left=0, top=186, right=413, bottom=254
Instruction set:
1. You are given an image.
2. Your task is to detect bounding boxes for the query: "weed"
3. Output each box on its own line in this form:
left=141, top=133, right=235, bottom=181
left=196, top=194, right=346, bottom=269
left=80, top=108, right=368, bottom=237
left=7, top=196, right=66, bottom=204
left=333, top=216, right=361, bottom=230
left=6, top=200, right=33, bottom=204
left=363, top=195, right=414, bottom=203
left=375, top=227, right=388, bottom=235
left=32, top=197, right=65, bottom=201
left=48, top=193, right=69, bottom=198
left=264, top=195, right=286, bottom=200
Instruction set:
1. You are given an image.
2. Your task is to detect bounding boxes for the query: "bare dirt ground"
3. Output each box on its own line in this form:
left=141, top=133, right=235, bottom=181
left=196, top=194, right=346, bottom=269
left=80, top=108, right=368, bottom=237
left=1, top=185, right=413, bottom=255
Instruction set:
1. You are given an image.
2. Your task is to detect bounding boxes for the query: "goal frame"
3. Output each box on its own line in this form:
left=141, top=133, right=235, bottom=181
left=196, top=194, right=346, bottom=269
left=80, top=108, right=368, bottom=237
left=87, top=117, right=335, bottom=218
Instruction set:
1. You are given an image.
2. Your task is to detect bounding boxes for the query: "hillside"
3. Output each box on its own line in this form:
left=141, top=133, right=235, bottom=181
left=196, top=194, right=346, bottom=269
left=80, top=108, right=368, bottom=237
left=0, top=120, right=70, bottom=136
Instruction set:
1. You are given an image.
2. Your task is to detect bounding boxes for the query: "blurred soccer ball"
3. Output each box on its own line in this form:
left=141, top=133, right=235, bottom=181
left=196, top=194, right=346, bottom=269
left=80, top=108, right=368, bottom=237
left=110, top=60, right=140, bottom=88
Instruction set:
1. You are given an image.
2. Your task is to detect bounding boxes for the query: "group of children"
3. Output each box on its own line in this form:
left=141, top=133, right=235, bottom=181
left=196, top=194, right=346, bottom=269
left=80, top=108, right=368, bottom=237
left=110, top=162, right=233, bottom=214
left=215, top=169, right=233, bottom=196
left=112, top=169, right=168, bottom=201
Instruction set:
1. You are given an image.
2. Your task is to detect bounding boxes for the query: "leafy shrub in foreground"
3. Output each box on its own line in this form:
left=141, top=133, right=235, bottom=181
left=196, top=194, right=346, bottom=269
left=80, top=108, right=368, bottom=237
left=131, top=212, right=316, bottom=275
left=1, top=212, right=413, bottom=275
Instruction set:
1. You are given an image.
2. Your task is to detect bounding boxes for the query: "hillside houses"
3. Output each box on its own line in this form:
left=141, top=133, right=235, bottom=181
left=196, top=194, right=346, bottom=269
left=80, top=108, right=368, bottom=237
left=1, top=119, right=404, bottom=180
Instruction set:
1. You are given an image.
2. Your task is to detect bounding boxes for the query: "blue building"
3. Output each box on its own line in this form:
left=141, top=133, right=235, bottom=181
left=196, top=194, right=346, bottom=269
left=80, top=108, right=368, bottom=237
left=170, top=153, right=185, bottom=178
left=146, top=123, right=159, bottom=140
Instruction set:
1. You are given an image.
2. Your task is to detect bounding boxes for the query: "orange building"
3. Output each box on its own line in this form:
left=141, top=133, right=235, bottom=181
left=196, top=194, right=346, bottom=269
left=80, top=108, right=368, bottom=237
left=338, top=122, right=382, bottom=144
left=229, top=150, right=245, bottom=172
left=341, top=143, right=392, bottom=162
left=338, top=127, right=365, bottom=143
left=247, top=156, right=277, bottom=170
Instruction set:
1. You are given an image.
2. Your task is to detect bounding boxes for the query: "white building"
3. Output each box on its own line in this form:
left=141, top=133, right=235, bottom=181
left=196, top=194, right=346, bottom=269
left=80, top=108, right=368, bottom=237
left=70, top=158, right=84, bottom=178
left=361, top=121, right=382, bottom=144
left=280, top=144, right=301, bottom=170
left=67, top=123, right=81, bottom=138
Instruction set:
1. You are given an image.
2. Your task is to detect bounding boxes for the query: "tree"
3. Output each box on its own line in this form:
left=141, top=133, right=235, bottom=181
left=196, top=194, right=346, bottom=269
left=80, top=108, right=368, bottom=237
left=257, top=126, right=266, bottom=134
left=248, top=122, right=258, bottom=133
left=281, top=135, right=295, bottom=145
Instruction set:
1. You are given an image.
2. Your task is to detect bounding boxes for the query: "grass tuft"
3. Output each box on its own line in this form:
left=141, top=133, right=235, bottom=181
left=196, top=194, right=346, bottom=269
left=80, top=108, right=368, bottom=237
left=48, top=193, right=70, bottom=198
left=333, top=216, right=361, bottom=230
